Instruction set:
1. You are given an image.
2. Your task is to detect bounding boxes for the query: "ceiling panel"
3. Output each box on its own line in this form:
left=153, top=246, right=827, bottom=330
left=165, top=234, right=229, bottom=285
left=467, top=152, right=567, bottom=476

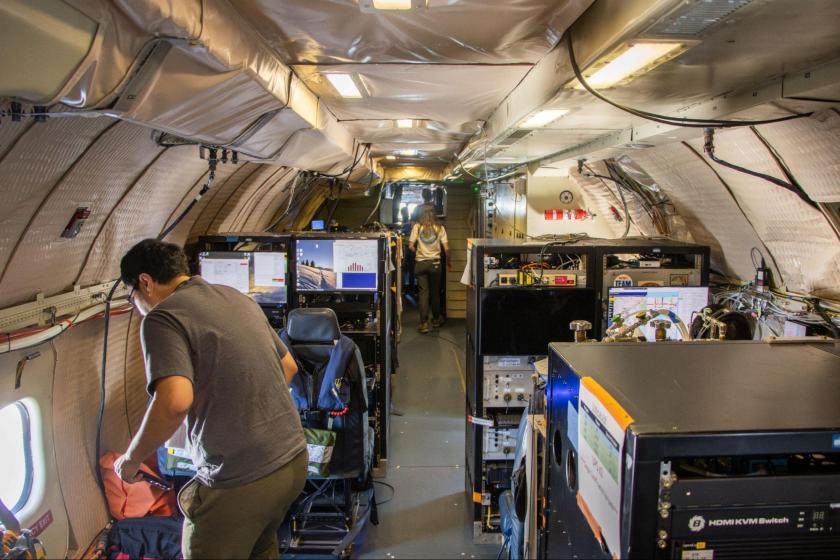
left=294, top=63, right=532, bottom=123
left=340, top=119, right=480, bottom=145
left=496, top=128, right=620, bottom=160
left=372, top=142, right=456, bottom=162
left=234, top=0, right=594, bottom=64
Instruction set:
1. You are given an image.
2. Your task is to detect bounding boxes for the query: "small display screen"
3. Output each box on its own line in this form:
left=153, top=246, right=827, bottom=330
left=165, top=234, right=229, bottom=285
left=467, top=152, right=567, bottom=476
left=311, top=219, right=325, bottom=230
left=296, top=239, right=378, bottom=291
left=607, top=286, right=709, bottom=340
left=198, top=251, right=287, bottom=304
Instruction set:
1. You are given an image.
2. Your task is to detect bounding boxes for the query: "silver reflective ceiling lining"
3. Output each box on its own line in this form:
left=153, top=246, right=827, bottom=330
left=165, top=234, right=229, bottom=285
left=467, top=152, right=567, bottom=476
left=647, top=0, right=754, bottom=37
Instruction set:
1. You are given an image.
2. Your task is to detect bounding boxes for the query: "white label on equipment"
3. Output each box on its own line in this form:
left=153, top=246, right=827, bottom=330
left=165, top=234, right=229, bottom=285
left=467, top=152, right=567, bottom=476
left=681, top=550, right=714, bottom=560
left=498, top=357, right=522, bottom=368
left=253, top=253, right=286, bottom=287
left=468, top=415, right=494, bottom=427
left=578, top=382, right=625, bottom=557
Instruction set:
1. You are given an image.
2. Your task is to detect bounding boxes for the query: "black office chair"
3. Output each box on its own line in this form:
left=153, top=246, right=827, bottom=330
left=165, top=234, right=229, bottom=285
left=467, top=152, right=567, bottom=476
left=279, top=308, right=375, bottom=557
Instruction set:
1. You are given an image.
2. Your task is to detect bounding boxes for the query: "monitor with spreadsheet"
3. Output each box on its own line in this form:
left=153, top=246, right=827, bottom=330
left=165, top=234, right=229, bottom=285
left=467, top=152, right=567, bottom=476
left=198, top=251, right=287, bottom=304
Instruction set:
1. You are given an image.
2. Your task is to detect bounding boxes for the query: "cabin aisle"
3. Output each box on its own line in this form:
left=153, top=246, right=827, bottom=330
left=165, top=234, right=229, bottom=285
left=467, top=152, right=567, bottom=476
left=357, top=311, right=499, bottom=559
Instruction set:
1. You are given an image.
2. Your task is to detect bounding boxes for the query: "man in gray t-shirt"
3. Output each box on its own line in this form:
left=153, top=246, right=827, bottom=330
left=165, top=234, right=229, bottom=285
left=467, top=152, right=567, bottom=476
left=115, top=239, right=306, bottom=559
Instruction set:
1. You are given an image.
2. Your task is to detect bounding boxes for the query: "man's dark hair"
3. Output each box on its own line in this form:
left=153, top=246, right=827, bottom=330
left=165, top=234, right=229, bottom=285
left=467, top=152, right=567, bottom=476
left=421, top=188, right=433, bottom=202
left=120, top=238, right=189, bottom=288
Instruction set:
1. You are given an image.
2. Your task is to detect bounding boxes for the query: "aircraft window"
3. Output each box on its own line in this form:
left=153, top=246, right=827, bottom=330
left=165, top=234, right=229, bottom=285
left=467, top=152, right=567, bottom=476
left=0, top=402, right=33, bottom=513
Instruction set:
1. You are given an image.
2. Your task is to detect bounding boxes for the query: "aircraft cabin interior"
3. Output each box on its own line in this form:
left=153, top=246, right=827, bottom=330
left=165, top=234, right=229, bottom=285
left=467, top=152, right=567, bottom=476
left=2, top=0, right=840, bottom=559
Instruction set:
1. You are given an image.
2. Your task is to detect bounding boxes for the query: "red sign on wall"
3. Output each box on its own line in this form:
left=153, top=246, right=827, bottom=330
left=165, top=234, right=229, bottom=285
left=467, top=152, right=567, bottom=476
left=29, top=510, right=54, bottom=537
left=545, top=209, right=590, bottom=221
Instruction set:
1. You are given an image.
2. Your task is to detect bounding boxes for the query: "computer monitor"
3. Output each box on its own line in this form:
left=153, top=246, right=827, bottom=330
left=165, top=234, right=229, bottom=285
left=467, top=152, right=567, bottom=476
left=607, top=286, right=710, bottom=340
left=198, top=252, right=250, bottom=293
left=311, top=219, right=325, bottom=231
left=250, top=252, right=287, bottom=304
left=198, top=251, right=287, bottom=303
left=296, top=239, right=378, bottom=291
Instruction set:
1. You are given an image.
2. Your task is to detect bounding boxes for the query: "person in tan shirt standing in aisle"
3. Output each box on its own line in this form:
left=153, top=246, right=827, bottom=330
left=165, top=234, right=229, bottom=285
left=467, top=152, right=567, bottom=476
left=409, top=207, right=451, bottom=333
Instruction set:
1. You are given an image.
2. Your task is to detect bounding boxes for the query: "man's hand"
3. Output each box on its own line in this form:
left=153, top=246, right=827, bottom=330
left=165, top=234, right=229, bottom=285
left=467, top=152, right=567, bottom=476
left=114, top=453, right=143, bottom=484
left=447, top=260, right=453, bottom=272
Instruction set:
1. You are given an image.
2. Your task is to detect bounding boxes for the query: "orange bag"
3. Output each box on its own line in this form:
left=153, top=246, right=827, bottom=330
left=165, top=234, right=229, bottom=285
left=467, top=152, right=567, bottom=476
left=99, top=452, right=177, bottom=520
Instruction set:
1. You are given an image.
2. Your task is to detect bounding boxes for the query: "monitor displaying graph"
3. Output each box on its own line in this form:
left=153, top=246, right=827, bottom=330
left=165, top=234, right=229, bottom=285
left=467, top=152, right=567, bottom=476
left=607, top=286, right=709, bottom=341
left=296, top=239, right=378, bottom=291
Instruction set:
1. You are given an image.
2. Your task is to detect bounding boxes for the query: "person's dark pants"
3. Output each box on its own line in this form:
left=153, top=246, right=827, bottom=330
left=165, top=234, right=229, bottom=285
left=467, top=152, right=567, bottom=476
left=404, top=248, right=416, bottom=296
left=415, top=259, right=442, bottom=324
left=177, top=450, right=308, bottom=559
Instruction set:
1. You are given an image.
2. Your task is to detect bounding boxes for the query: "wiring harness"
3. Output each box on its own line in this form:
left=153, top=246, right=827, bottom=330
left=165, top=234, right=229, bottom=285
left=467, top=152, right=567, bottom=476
left=711, top=285, right=840, bottom=338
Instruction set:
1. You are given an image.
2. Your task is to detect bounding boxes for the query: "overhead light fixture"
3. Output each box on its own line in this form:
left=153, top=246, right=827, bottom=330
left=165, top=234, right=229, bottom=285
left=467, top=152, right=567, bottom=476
left=519, top=109, right=569, bottom=129
left=359, top=0, right=426, bottom=12
left=396, top=119, right=414, bottom=128
left=373, top=0, right=412, bottom=8
left=385, top=155, right=397, bottom=160
left=325, top=73, right=364, bottom=98
left=576, top=41, right=690, bottom=89
left=398, top=149, right=418, bottom=156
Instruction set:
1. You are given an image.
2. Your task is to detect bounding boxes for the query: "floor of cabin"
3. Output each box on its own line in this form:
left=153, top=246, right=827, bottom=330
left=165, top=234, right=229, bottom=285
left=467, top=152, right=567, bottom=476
left=355, top=307, right=500, bottom=559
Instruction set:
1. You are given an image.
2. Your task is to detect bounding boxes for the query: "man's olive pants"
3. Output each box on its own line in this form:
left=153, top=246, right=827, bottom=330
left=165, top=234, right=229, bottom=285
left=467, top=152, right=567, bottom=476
left=177, top=451, right=307, bottom=559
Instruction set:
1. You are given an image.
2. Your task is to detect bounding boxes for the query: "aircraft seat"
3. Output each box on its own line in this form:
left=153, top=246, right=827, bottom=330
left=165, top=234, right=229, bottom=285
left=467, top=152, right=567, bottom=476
left=281, top=307, right=372, bottom=480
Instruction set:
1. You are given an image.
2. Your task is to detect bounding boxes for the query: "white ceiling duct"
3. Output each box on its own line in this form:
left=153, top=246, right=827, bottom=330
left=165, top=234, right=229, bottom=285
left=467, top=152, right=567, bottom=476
left=0, top=0, right=371, bottom=176
left=0, top=0, right=97, bottom=102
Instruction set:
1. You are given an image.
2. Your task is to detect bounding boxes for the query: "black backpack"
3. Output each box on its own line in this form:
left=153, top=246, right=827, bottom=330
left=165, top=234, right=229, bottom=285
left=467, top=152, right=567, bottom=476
left=107, top=516, right=183, bottom=560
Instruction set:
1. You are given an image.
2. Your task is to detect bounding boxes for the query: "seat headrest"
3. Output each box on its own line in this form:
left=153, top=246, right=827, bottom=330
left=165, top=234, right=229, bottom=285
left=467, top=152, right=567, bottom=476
left=286, top=308, right=341, bottom=343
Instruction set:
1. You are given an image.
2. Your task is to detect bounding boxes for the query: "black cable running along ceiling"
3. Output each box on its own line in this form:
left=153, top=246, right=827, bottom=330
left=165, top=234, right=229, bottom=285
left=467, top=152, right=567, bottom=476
left=563, top=31, right=813, bottom=128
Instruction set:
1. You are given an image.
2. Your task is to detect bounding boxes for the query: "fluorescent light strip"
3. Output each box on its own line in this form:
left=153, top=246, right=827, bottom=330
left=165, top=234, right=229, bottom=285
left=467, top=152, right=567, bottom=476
left=373, top=0, right=413, bottom=9
left=519, top=109, right=569, bottom=129
left=385, top=155, right=396, bottom=160
left=325, top=73, right=363, bottom=98
left=396, top=119, right=414, bottom=128
left=585, top=42, right=683, bottom=89
left=398, top=149, right=418, bottom=156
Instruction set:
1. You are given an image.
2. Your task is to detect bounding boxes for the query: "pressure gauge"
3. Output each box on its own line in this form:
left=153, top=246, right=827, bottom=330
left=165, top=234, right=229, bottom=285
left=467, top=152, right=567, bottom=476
left=559, top=190, right=574, bottom=204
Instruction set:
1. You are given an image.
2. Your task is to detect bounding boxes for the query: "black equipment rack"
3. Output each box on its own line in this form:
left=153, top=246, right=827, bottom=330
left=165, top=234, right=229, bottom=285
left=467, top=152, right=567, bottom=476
left=590, top=238, right=710, bottom=335
left=193, top=232, right=396, bottom=475
left=541, top=340, right=840, bottom=559
left=290, top=232, right=395, bottom=476
left=465, top=239, right=599, bottom=543
left=464, top=238, right=709, bottom=543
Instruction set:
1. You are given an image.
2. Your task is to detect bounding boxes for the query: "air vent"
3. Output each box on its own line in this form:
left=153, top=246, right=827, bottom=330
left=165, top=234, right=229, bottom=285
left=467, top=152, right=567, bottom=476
left=483, top=147, right=504, bottom=159
left=497, top=129, right=532, bottom=146
left=647, top=0, right=754, bottom=37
